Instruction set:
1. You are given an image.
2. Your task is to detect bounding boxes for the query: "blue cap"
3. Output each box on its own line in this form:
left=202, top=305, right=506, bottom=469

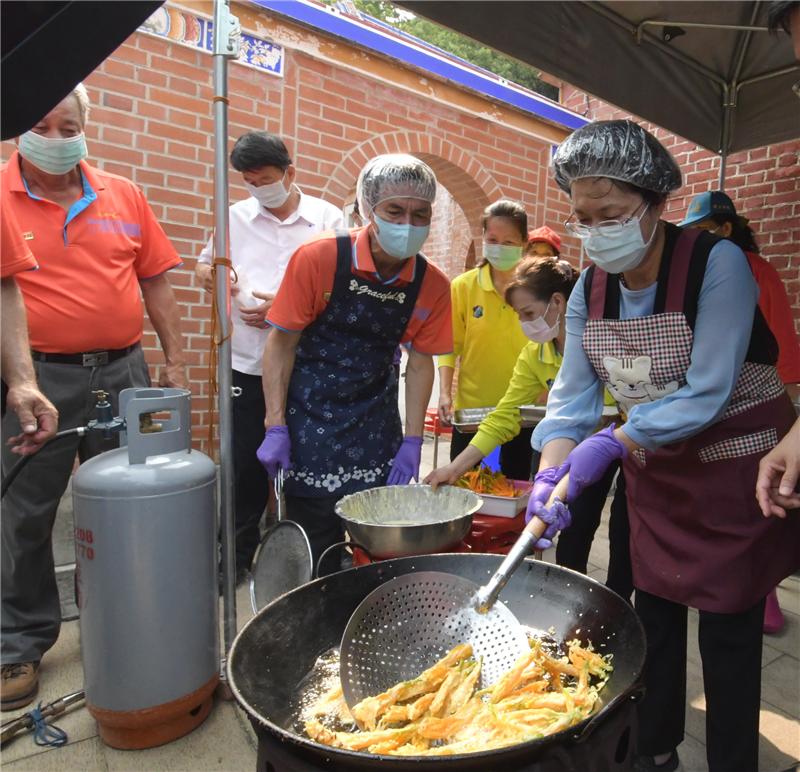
left=680, top=191, right=738, bottom=227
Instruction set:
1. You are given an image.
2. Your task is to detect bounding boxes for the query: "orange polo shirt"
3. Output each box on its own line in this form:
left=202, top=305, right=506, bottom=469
left=1, top=205, right=37, bottom=278
left=267, top=226, right=452, bottom=355
left=1, top=151, right=180, bottom=353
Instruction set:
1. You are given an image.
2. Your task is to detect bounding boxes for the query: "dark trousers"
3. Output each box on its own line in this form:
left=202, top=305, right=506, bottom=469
left=635, top=590, right=765, bottom=771
left=284, top=494, right=345, bottom=573
left=1, top=348, right=150, bottom=664
left=530, top=452, right=633, bottom=600
left=556, top=463, right=633, bottom=600
left=450, top=427, right=534, bottom=482
left=232, top=370, right=272, bottom=572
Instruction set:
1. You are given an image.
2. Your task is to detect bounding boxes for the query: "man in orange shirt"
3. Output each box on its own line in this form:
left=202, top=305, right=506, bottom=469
left=0, top=84, right=187, bottom=710
left=1, top=207, right=58, bottom=454
left=257, top=155, right=453, bottom=564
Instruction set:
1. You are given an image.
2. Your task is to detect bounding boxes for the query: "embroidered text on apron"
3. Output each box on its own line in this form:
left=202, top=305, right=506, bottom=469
left=285, top=230, right=427, bottom=498
left=582, top=225, right=800, bottom=613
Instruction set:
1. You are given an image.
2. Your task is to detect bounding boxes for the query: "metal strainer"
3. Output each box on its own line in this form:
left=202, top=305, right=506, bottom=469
left=340, top=571, right=529, bottom=708
left=340, top=475, right=569, bottom=708
left=249, top=469, right=313, bottom=614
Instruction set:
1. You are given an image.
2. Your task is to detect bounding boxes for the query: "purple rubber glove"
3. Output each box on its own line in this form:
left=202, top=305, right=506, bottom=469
left=256, top=426, right=291, bottom=477
left=562, top=425, right=627, bottom=501
left=532, top=500, right=572, bottom=550
left=526, top=465, right=567, bottom=523
left=386, top=436, right=423, bottom=485
left=526, top=464, right=571, bottom=550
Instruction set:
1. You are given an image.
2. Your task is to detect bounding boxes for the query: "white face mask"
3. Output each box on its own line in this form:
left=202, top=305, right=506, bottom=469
left=521, top=300, right=560, bottom=343
left=580, top=205, right=657, bottom=274
left=245, top=173, right=290, bottom=209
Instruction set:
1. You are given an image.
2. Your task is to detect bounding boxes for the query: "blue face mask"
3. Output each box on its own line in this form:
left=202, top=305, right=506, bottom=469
left=373, top=215, right=430, bottom=260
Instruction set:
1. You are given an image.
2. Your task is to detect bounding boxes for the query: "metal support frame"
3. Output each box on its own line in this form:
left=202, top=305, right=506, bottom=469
left=590, top=2, right=793, bottom=187
left=717, top=2, right=761, bottom=186
left=635, top=20, right=769, bottom=39
left=212, top=0, right=240, bottom=676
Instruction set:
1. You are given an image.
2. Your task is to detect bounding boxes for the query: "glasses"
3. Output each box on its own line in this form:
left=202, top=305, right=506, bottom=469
left=565, top=201, right=648, bottom=239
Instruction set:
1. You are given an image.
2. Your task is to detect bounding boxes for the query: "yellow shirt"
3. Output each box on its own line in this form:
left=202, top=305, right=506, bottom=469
left=439, top=264, right=529, bottom=410
left=470, top=341, right=560, bottom=456
left=470, top=342, right=617, bottom=457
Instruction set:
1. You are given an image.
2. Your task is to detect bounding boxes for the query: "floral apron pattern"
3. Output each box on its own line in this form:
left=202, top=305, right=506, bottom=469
left=285, top=231, right=426, bottom=498
left=582, top=227, right=800, bottom=613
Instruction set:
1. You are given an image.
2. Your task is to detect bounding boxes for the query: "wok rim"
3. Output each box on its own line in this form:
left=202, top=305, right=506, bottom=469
left=227, top=554, right=646, bottom=765
left=334, top=484, right=483, bottom=529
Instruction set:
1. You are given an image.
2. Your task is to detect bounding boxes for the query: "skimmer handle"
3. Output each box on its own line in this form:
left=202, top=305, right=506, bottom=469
left=475, top=473, right=570, bottom=613
left=274, top=468, right=285, bottom=522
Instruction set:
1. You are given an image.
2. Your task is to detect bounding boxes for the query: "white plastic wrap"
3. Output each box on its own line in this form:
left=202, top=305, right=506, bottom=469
left=356, top=153, right=437, bottom=217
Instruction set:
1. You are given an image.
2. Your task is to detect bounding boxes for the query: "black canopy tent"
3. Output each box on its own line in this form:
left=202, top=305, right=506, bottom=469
left=394, top=1, right=800, bottom=184
left=1, top=1, right=163, bottom=140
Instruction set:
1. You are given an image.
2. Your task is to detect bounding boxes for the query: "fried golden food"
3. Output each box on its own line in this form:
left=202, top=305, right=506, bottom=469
left=305, top=638, right=612, bottom=756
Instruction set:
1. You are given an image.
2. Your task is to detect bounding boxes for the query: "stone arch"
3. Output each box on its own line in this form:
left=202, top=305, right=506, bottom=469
left=322, top=131, right=504, bottom=273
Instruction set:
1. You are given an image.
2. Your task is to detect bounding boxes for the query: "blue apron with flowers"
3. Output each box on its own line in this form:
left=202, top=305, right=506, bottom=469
left=285, top=230, right=427, bottom=498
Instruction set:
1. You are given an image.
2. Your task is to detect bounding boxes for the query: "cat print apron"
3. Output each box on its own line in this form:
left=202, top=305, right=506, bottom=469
left=582, top=225, right=800, bottom=613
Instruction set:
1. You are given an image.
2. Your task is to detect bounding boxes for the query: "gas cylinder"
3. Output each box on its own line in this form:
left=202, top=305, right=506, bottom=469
left=73, top=388, right=218, bottom=749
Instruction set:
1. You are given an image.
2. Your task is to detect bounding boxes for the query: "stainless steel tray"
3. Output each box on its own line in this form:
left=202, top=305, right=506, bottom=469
left=519, top=404, right=546, bottom=427
left=452, top=407, right=495, bottom=432
left=453, top=404, right=621, bottom=433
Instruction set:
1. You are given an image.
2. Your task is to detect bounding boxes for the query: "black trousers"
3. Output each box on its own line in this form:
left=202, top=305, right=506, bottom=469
left=635, top=589, right=766, bottom=772
left=284, top=494, right=345, bottom=573
left=556, top=463, right=633, bottom=600
left=232, top=370, right=272, bottom=571
left=530, top=452, right=633, bottom=601
left=450, top=426, right=534, bottom=482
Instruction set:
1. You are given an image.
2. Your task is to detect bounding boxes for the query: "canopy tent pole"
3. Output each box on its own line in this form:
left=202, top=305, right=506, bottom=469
left=718, top=149, right=728, bottom=189
left=212, top=0, right=240, bottom=680
left=717, top=3, right=760, bottom=190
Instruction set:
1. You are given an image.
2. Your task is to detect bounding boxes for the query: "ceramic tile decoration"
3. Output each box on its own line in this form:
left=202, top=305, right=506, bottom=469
left=139, top=5, right=284, bottom=77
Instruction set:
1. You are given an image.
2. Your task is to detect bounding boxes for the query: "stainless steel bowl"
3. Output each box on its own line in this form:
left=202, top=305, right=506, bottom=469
left=335, top=485, right=482, bottom=558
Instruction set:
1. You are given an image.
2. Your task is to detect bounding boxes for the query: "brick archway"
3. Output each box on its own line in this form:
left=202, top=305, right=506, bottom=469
left=322, top=131, right=505, bottom=266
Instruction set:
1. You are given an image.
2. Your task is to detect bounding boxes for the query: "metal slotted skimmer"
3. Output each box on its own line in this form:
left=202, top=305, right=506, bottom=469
left=340, top=475, right=571, bottom=710
left=249, top=469, right=313, bottom=614
left=340, top=571, right=529, bottom=709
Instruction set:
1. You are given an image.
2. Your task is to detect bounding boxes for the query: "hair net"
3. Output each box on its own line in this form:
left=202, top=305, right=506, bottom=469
left=356, top=154, right=437, bottom=218
left=552, top=120, right=682, bottom=195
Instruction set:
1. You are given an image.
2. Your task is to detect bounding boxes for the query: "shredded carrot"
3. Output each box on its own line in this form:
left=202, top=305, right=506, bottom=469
left=455, top=466, right=519, bottom=497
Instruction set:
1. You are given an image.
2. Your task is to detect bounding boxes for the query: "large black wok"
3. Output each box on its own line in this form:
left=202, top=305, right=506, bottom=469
left=228, top=554, right=646, bottom=771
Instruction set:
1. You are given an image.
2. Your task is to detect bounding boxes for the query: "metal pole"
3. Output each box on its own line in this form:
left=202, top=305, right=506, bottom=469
left=718, top=3, right=760, bottom=190
left=717, top=82, right=732, bottom=190
left=718, top=150, right=728, bottom=190
left=212, top=0, right=239, bottom=674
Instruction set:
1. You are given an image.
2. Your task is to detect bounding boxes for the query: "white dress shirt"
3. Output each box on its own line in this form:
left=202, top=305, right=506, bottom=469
left=198, top=189, right=344, bottom=374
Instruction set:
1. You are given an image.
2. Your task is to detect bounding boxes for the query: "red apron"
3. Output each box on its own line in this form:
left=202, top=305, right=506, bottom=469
left=583, top=227, right=800, bottom=613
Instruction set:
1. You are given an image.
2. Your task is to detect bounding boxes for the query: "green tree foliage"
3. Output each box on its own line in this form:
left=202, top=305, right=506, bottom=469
left=323, top=0, right=559, bottom=100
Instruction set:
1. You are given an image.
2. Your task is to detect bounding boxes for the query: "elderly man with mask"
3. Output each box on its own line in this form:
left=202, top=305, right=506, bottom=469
left=0, top=83, right=187, bottom=710
left=257, top=154, right=452, bottom=563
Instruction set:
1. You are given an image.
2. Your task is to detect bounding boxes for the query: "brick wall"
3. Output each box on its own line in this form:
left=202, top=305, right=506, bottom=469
left=6, top=6, right=797, bottom=454
left=424, top=188, right=473, bottom=279
left=562, top=87, right=800, bottom=330
left=2, top=7, right=580, bottom=452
